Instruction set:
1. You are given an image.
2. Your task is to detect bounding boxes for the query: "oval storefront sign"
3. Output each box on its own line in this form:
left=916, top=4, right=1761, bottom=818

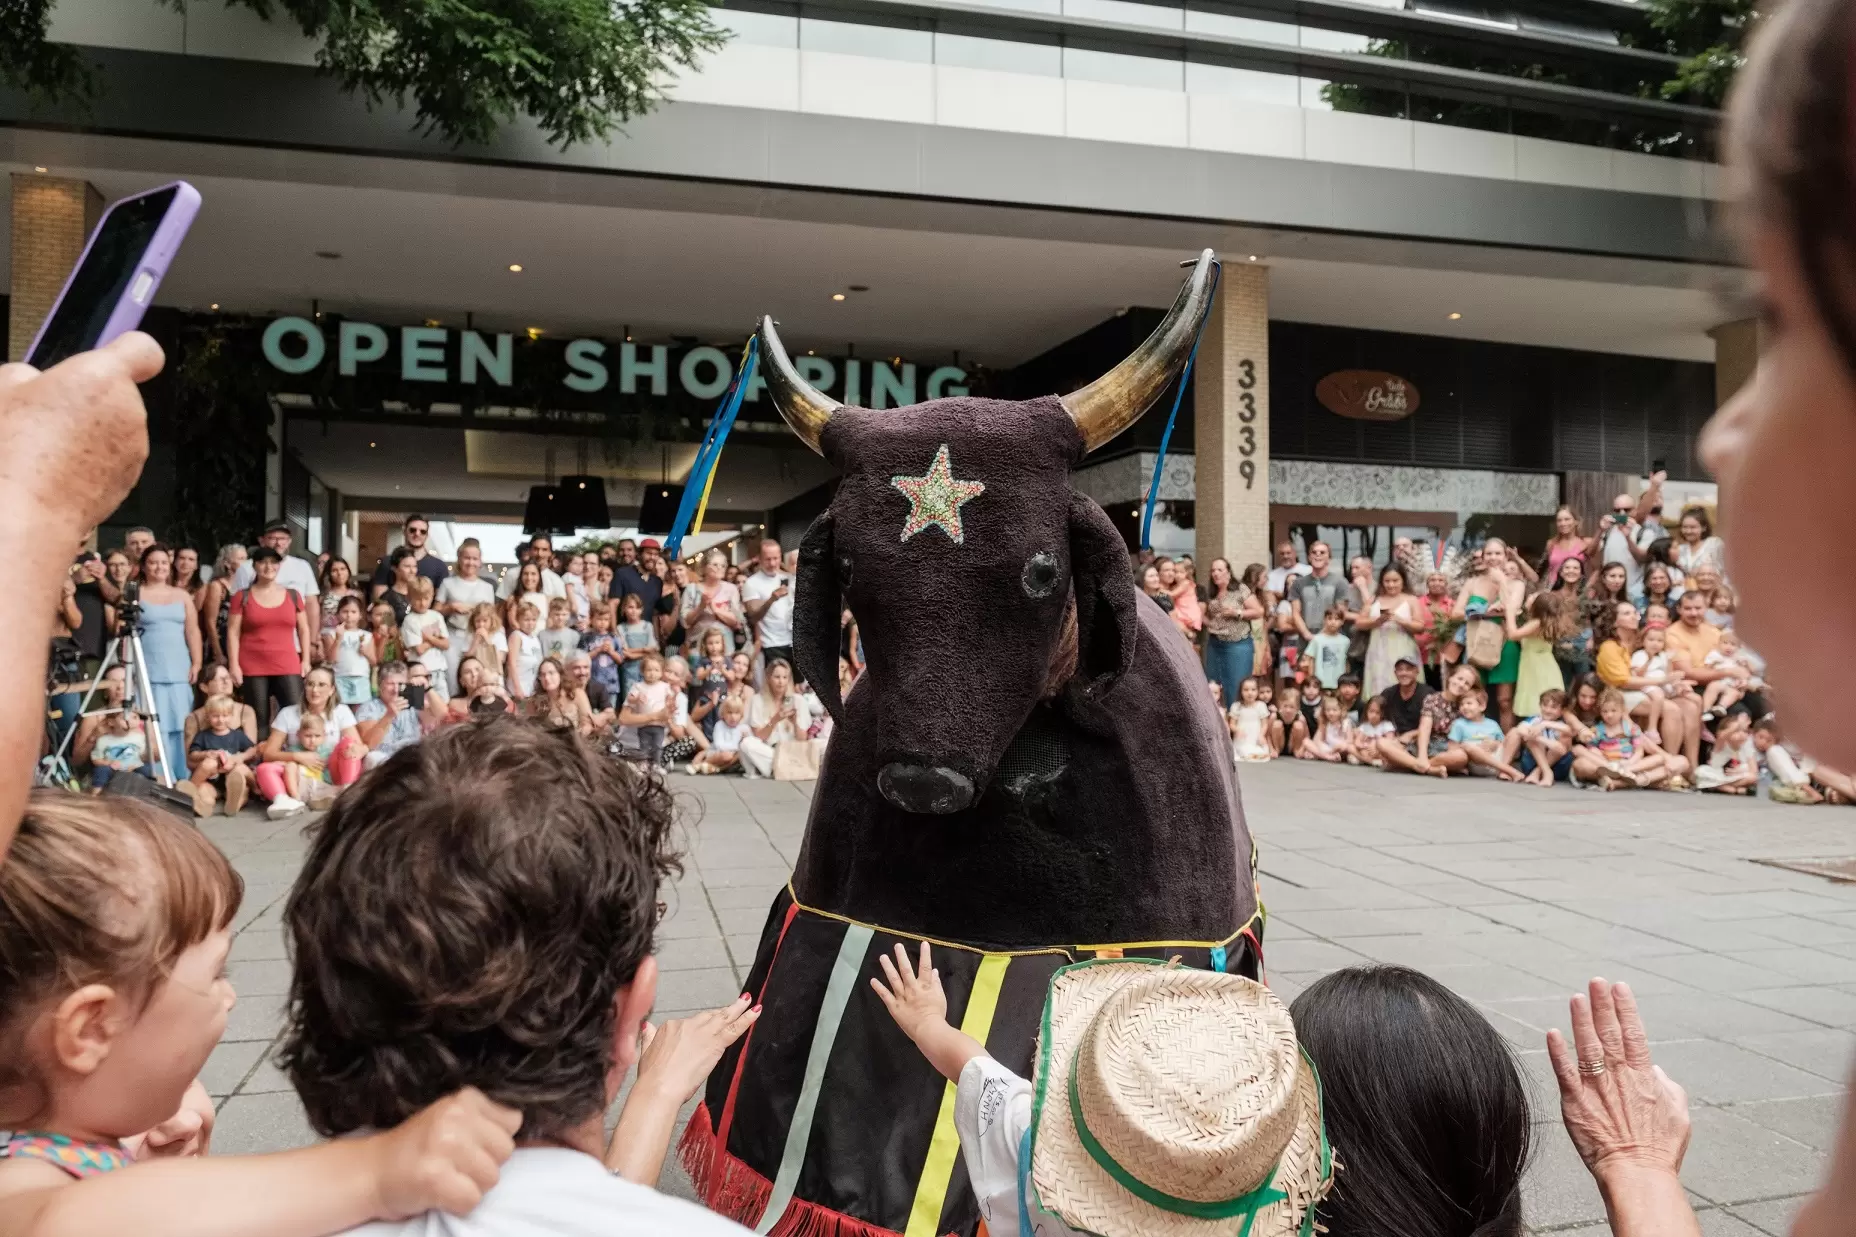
left=1316, top=370, right=1420, bottom=421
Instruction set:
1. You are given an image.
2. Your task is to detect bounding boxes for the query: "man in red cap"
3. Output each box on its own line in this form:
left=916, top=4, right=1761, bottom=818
left=612, top=537, right=666, bottom=618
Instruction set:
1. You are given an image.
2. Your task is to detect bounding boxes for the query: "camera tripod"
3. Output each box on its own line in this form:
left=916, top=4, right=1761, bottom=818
left=39, top=624, right=175, bottom=791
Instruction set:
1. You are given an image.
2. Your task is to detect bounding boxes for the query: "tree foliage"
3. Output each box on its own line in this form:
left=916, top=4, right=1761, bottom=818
left=2, top=0, right=728, bottom=147
left=1635, top=0, right=1754, bottom=105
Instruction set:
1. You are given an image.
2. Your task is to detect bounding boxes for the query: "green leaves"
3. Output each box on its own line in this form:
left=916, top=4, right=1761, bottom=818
left=1640, top=0, right=1753, bottom=106
left=0, top=0, right=97, bottom=105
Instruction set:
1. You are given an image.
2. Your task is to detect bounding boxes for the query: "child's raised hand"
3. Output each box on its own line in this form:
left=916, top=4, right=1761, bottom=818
left=871, top=941, right=948, bottom=1045
left=370, top=1086, right=521, bottom=1219
left=633, top=995, right=761, bottom=1106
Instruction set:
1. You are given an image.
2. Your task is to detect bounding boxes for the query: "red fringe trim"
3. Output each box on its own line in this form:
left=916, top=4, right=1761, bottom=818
left=681, top=1101, right=923, bottom=1237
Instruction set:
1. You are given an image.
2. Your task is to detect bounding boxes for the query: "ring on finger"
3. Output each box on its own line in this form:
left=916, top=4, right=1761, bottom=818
left=1577, top=1057, right=1607, bottom=1076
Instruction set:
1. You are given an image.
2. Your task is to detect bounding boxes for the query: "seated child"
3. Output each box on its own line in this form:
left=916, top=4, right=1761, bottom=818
left=1695, top=710, right=1759, bottom=795
left=1227, top=677, right=1274, bottom=763
left=1574, top=688, right=1673, bottom=790
left=0, top=789, right=523, bottom=1235
left=871, top=943, right=1331, bottom=1237
left=1297, top=670, right=1324, bottom=737
left=1626, top=625, right=1674, bottom=741
left=1349, top=695, right=1393, bottom=767
left=692, top=696, right=749, bottom=775
left=284, top=713, right=341, bottom=811
left=1700, top=629, right=1763, bottom=717
left=274, top=717, right=758, bottom=1235
left=1753, top=716, right=1823, bottom=803
left=657, top=658, right=710, bottom=768
left=88, top=709, right=147, bottom=789
left=181, top=695, right=257, bottom=818
left=1299, top=692, right=1352, bottom=763
left=1335, top=673, right=1363, bottom=724
left=1270, top=687, right=1309, bottom=759
left=1500, top=688, right=1587, bottom=787
left=1447, top=686, right=1522, bottom=781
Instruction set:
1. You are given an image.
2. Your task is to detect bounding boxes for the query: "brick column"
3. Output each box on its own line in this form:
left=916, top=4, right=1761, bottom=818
left=9, top=174, right=103, bottom=362
left=1708, top=318, right=1758, bottom=407
left=1194, top=262, right=1270, bottom=572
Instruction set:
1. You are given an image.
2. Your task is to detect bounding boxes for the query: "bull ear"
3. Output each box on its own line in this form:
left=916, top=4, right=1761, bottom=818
left=792, top=510, right=844, bottom=720
left=1068, top=492, right=1139, bottom=689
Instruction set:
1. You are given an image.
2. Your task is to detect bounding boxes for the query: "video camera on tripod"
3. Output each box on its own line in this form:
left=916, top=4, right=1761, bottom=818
left=38, top=576, right=175, bottom=791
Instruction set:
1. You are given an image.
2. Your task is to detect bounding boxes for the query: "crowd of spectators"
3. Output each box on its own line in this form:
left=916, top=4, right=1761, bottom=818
left=1160, top=479, right=1844, bottom=802
left=46, top=516, right=840, bottom=820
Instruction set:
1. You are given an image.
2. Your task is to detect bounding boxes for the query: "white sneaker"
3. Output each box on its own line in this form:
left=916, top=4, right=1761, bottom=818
left=267, top=795, right=306, bottom=820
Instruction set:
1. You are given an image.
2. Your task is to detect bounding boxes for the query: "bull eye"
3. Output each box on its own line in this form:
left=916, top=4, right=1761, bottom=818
left=837, top=554, right=854, bottom=586
left=1021, top=551, right=1061, bottom=599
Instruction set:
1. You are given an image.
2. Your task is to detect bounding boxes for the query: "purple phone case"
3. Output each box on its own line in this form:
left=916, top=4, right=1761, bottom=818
left=25, top=180, right=201, bottom=363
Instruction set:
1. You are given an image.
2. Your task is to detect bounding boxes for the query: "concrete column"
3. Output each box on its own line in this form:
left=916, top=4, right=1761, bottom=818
left=1708, top=319, right=1758, bottom=407
left=9, top=174, right=103, bottom=362
left=1194, top=262, right=1270, bottom=571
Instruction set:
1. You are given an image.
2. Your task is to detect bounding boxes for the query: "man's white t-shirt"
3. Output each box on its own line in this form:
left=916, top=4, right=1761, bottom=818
left=739, top=570, right=795, bottom=647
left=339, top=1147, right=752, bottom=1237
left=437, top=576, right=497, bottom=634
left=498, top=567, right=567, bottom=602
left=231, top=554, right=320, bottom=599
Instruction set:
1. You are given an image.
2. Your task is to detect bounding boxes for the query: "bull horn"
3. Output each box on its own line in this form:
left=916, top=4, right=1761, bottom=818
left=1061, top=249, right=1220, bottom=453
left=758, top=316, right=840, bottom=455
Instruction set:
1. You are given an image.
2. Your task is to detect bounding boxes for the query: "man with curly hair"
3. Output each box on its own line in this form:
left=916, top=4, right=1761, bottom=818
left=276, top=716, right=753, bottom=1235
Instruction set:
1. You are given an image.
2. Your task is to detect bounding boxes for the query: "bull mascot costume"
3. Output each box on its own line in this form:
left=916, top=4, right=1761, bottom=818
left=683, top=250, right=1262, bottom=1237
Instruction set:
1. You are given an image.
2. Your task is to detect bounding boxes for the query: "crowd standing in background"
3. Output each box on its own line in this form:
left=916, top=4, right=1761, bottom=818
left=1144, top=474, right=1839, bottom=803
left=47, top=514, right=837, bottom=820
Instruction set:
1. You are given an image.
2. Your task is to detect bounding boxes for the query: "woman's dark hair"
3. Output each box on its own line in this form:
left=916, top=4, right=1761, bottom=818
left=1679, top=508, right=1713, bottom=540
left=389, top=545, right=417, bottom=570
left=319, top=556, right=353, bottom=591
left=1568, top=672, right=1605, bottom=722
left=139, top=541, right=173, bottom=569
left=1729, top=0, right=1856, bottom=377
left=277, top=717, right=681, bottom=1141
left=1292, top=966, right=1530, bottom=1237
left=249, top=545, right=283, bottom=565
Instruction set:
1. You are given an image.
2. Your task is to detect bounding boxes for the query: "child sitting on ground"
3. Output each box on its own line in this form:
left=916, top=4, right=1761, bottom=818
left=1349, top=695, right=1393, bottom=766
left=1579, top=688, right=1670, bottom=790
left=282, top=713, right=340, bottom=811
left=1695, top=710, right=1760, bottom=795
left=87, top=708, right=147, bottom=789
left=1501, top=688, right=1587, bottom=787
left=870, top=943, right=1331, bottom=1237
left=1228, top=677, right=1273, bottom=763
left=0, top=790, right=523, bottom=1236
left=1299, top=692, right=1352, bottom=763
left=1753, top=716, right=1823, bottom=803
left=1448, top=686, right=1522, bottom=781
left=1270, top=687, right=1309, bottom=759
left=692, top=695, right=748, bottom=775
left=1297, top=671, right=1324, bottom=736
left=273, top=717, right=758, bottom=1235
left=1334, top=674, right=1363, bottom=724
left=180, top=695, right=257, bottom=818
left=658, top=658, right=710, bottom=768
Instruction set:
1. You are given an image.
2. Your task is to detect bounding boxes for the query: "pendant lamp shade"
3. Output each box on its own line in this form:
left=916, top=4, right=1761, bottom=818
left=559, top=474, right=611, bottom=530
left=637, top=483, right=685, bottom=536
left=522, top=485, right=569, bottom=535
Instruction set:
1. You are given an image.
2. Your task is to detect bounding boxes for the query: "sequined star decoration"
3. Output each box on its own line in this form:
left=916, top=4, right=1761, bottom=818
left=891, top=444, right=986, bottom=544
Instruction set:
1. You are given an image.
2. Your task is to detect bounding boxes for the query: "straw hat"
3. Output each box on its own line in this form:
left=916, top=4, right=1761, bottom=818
left=1027, top=960, right=1332, bottom=1237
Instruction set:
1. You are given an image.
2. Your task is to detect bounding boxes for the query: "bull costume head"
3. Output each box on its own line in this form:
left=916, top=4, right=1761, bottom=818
left=761, top=249, right=1255, bottom=950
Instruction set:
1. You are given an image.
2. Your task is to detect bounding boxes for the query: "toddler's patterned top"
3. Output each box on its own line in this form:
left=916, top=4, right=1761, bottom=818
left=0, top=1130, right=132, bottom=1177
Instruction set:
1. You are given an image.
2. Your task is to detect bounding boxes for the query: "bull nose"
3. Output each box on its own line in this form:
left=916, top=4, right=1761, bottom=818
left=877, top=762, right=975, bottom=815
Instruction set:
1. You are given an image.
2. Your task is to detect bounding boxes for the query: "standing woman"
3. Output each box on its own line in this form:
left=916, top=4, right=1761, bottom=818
left=102, top=550, right=134, bottom=633
left=228, top=545, right=312, bottom=727
left=1356, top=564, right=1423, bottom=698
left=1453, top=538, right=1522, bottom=728
left=173, top=546, right=203, bottom=597
left=133, top=544, right=202, bottom=782
left=1201, top=558, right=1262, bottom=705
left=317, top=557, right=362, bottom=657
left=1160, top=558, right=1202, bottom=642
left=1239, top=563, right=1273, bottom=677
left=1540, top=506, right=1594, bottom=582
left=682, top=548, right=745, bottom=658
left=199, top=542, right=247, bottom=664
left=437, top=538, right=498, bottom=684
left=1671, top=509, right=1725, bottom=587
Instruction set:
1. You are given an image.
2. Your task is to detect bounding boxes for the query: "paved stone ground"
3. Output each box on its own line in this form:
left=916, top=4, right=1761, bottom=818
left=201, top=764, right=1856, bottom=1234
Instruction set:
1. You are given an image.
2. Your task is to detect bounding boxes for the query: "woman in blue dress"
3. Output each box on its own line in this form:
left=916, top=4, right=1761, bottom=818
left=133, top=544, right=202, bottom=782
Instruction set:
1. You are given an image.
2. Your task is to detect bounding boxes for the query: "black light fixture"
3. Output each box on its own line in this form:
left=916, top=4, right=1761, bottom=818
left=559, top=474, right=610, bottom=529
left=636, top=483, right=685, bottom=535
left=522, top=485, right=566, bottom=535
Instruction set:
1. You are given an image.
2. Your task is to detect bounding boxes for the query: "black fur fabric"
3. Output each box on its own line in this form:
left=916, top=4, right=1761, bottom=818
left=790, top=395, right=1255, bottom=949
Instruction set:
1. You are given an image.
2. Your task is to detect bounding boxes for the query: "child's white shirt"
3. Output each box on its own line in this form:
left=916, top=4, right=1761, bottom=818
left=711, top=717, right=747, bottom=753
left=334, top=627, right=372, bottom=677
left=1629, top=649, right=1670, bottom=682
left=954, top=1056, right=1084, bottom=1237
left=1355, top=719, right=1394, bottom=741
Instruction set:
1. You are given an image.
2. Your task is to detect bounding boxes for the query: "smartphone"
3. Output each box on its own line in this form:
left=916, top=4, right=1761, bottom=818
left=404, top=684, right=430, bottom=710
left=1650, top=458, right=1666, bottom=475
left=25, top=181, right=201, bottom=369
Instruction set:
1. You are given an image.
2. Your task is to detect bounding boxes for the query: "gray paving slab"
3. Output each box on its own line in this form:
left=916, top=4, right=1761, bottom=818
left=192, top=760, right=1851, bottom=1235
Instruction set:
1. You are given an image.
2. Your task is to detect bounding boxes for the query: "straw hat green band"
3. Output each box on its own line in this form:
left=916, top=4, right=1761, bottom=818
left=1067, top=1045, right=1290, bottom=1221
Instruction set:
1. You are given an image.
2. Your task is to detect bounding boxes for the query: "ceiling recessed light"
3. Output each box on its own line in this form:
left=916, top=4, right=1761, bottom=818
left=1247, top=254, right=1259, bottom=261
left=315, top=250, right=341, bottom=260
left=526, top=327, right=543, bottom=340
left=508, top=263, right=523, bottom=273
left=1447, top=312, right=1462, bottom=320
left=831, top=293, right=846, bottom=302
left=209, top=303, right=219, bottom=310
left=33, top=166, right=47, bottom=173
left=369, top=441, right=377, bottom=448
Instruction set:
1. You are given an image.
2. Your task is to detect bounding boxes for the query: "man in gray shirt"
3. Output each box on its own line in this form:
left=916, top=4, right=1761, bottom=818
left=1287, top=541, right=1362, bottom=643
